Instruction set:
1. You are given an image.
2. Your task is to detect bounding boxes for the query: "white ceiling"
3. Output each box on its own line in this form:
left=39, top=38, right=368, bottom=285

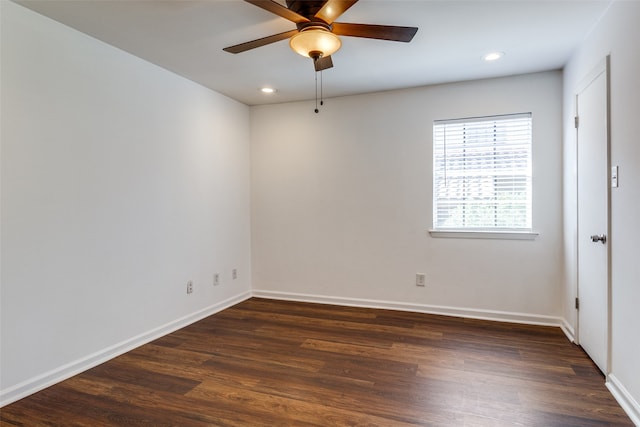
left=15, top=0, right=612, bottom=106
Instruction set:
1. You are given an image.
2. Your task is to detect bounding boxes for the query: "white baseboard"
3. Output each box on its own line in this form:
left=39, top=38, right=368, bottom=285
left=560, top=318, right=576, bottom=343
left=251, top=290, right=566, bottom=328
left=607, top=374, right=640, bottom=426
left=0, top=290, right=251, bottom=408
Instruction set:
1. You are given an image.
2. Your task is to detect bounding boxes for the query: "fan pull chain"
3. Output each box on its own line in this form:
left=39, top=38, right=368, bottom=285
left=320, top=69, right=324, bottom=107
left=314, top=68, right=325, bottom=113
left=314, top=70, right=319, bottom=113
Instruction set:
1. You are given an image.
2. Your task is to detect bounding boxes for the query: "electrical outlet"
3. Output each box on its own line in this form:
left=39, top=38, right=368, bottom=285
left=213, top=273, right=220, bottom=286
left=416, top=273, right=426, bottom=287
left=232, top=269, right=237, bottom=280
left=186, top=280, right=193, bottom=294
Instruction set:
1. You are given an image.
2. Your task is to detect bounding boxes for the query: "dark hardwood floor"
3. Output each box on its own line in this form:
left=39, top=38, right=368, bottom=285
left=1, top=298, right=633, bottom=426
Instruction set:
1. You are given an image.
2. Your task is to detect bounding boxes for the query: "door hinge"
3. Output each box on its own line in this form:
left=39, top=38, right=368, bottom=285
left=574, top=116, right=579, bottom=128
left=575, top=297, right=580, bottom=310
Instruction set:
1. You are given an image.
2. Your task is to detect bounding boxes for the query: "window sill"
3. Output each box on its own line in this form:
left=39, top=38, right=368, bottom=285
left=428, top=230, right=539, bottom=240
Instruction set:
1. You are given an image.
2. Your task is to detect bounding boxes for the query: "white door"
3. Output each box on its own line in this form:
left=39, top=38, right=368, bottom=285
left=576, top=58, right=610, bottom=374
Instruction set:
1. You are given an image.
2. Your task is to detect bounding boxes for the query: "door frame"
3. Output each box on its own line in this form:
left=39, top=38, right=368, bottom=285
left=574, top=55, right=612, bottom=374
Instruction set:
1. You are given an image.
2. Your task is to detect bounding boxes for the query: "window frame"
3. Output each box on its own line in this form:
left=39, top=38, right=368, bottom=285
left=429, top=113, right=537, bottom=240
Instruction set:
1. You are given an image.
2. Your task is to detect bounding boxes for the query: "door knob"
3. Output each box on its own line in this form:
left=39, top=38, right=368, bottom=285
left=590, top=234, right=607, bottom=244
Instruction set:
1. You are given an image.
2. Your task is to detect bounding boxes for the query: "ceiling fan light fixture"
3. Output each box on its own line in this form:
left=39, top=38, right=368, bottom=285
left=289, top=27, right=341, bottom=58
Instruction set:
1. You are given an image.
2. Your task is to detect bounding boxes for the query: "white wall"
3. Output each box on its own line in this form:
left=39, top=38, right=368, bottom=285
left=0, top=1, right=251, bottom=404
left=251, top=71, right=564, bottom=323
left=563, top=1, right=640, bottom=423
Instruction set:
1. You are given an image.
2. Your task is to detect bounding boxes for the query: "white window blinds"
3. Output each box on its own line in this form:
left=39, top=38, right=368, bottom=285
left=433, top=113, right=532, bottom=230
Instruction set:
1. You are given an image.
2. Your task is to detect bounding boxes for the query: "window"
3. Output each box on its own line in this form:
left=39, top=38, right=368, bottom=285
left=432, top=113, right=532, bottom=233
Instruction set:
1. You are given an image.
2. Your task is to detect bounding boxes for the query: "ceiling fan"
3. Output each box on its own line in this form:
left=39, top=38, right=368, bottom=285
left=223, top=0, right=419, bottom=71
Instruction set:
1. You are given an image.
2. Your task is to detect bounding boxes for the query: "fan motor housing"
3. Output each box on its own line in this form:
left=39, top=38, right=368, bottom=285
left=297, top=22, right=332, bottom=32
left=286, top=0, right=327, bottom=18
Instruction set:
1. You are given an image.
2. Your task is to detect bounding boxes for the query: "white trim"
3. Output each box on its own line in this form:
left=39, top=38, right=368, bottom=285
left=607, top=374, right=640, bottom=426
left=0, top=291, right=252, bottom=408
left=434, top=112, right=532, bottom=125
left=576, top=57, right=607, bottom=95
left=429, top=229, right=538, bottom=240
left=560, top=318, right=576, bottom=343
left=251, top=290, right=564, bottom=327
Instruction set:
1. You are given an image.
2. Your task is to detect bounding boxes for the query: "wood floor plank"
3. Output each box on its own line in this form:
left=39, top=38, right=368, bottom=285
left=187, top=379, right=421, bottom=427
left=60, top=375, right=265, bottom=427
left=0, top=298, right=633, bottom=426
left=223, top=307, right=444, bottom=340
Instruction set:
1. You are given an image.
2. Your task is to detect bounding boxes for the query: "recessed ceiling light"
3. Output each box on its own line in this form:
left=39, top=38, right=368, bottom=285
left=260, top=87, right=276, bottom=94
left=483, top=52, right=504, bottom=62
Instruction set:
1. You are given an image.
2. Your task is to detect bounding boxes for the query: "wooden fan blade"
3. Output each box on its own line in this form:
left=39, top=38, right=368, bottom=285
left=245, top=0, right=310, bottom=24
left=332, top=22, right=418, bottom=42
left=314, top=0, right=358, bottom=24
left=223, top=29, right=299, bottom=54
left=314, top=55, right=334, bottom=71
